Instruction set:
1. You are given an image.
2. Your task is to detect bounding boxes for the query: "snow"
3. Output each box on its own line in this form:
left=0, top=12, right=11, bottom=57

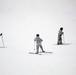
left=0, top=0, right=76, bottom=75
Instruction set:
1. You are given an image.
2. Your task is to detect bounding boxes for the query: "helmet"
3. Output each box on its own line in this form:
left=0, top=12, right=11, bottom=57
left=60, top=27, right=63, bottom=30
left=36, top=34, right=39, bottom=37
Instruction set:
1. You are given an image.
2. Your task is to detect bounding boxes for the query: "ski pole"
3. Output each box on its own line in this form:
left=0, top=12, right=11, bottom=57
left=1, top=33, right=4, bottom=47
left=34, top=41, right=35, bottom=50
left=63, top=33, right=65, bottom=44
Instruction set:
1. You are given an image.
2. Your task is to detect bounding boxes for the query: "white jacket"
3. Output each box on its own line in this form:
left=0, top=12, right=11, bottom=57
left=34, top=37, right=43, bottom=45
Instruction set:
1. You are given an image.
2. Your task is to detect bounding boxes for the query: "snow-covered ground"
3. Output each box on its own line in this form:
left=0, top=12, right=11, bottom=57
left=0, top=0, right=76, bottom=75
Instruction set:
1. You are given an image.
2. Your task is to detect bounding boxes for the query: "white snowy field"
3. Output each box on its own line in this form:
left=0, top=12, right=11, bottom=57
left=0, top=45, right=76, bottom=75
left=0, top=0, right=76, bottom=75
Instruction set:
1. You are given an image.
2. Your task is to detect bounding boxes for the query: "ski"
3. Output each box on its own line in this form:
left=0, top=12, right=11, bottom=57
left=53, top=43, right=71, bottom=45
left=39, top=51, right=52, bottom=53
left=29, top=52, right=42, bottom=55
left=29, top=51, right=52, bottom=55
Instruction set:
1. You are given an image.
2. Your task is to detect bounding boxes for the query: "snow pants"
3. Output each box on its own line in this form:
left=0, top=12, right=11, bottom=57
left=36, top=44, right=44, bottom=53
left=57, top=36, right=62, bottom=44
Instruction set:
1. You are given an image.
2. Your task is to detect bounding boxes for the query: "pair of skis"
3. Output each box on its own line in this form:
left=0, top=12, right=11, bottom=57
left=29, top=52, right=52, bottom=55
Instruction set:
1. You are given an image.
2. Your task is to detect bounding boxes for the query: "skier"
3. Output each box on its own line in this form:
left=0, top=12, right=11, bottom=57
left=34, top=34, right=45, bottom=54
left=57, top=27, right=64, bottom=45
left=0, top=33, right=2, bottom=36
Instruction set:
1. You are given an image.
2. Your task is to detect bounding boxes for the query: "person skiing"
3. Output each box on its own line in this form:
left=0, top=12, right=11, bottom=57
left=0, top=33, right=2, bottom=36
left=57, top=27, right=64, bottom=45
left=34, top=34, right=45, bottom=54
